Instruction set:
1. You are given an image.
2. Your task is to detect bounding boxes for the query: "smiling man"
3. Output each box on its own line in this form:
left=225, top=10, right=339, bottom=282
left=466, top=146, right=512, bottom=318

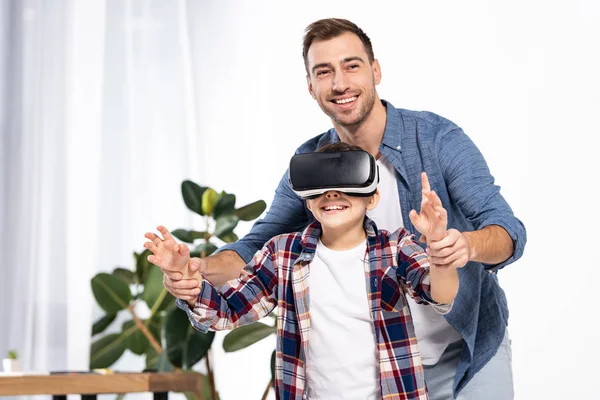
left=160, top=18, right=526, bottom=400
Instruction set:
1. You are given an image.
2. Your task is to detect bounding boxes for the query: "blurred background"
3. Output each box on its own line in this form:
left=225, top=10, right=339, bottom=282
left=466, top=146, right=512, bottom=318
left=1, top=0, right=599, bottom=399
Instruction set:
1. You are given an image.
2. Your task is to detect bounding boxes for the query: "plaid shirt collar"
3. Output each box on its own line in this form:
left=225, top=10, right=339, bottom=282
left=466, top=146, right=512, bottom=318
left=299, top=216, right=380, bottom=254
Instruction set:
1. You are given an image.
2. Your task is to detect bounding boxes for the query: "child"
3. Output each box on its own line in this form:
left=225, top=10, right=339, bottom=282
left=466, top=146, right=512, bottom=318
left=144, top=143, right=459, bottom=400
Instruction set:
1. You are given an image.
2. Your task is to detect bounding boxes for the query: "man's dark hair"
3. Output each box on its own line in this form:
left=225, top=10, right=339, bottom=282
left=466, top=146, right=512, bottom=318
left=302, top=18, right=374, bottom=74
left=316, top=142, right=365, bottom=153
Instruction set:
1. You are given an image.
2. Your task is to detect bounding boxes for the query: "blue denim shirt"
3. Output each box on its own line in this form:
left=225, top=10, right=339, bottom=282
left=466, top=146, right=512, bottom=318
left=220, top=100, right=527, bottom=395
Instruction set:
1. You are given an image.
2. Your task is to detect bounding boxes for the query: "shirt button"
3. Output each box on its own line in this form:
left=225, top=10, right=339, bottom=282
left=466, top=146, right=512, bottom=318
left=396, top=145, right=402, bottom=150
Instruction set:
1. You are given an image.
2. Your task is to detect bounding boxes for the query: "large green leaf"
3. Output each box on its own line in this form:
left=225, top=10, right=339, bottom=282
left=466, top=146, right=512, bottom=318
left=145, top=345, right=160, bottom=371
left=182, top=181, right=209, bottom=216
left=89, top=333, right=127, bottom=369
left=187, top=329, right=216, bottom=369
left=135, top=249, right=153, bottom=285
left=171, top=229, right=210, bottom=244
left=143, top=265, right=167, bottom=311
left=201, top=188, right=218, bottom=216
left=148, top=314, right=163, bottom=344
left=212, top=194, right=236, bottom=219
left=271, top=349, right=276, bottom=388
left=122, top=320, right=149, bottom=356
left=235, top=200, right=267, bottom=221
left=213, top=215, right=239, bottom=238
left=91, top=273, right=132, bottom=313
left=164, top=308, right=215, bottom=369
left=217, top=231, right=239, bottom=243
left=113, top=268, right=135, bottom=285
left=92, top=313, right=117, bottom=336
left=222, top=322, right=276, bottom=352
left=190, top=242, right=219, bottom=258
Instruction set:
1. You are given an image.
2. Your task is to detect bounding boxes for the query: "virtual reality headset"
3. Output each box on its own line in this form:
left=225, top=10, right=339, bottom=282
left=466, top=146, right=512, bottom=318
left=289, top=150, right=379, bottom=199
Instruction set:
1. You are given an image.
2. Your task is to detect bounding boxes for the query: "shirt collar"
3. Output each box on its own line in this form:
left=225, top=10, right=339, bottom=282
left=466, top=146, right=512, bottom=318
left=299, top=217, right=380, bottom=254
left=379, top=99, right=403, bottom=151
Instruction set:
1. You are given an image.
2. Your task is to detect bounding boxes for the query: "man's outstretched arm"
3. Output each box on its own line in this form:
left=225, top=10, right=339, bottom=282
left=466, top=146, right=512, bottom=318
left=431, top=128, right=526, bottom=270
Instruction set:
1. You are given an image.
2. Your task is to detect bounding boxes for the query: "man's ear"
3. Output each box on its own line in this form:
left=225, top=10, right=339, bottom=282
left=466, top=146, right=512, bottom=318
left=372, top=59, right=382, bottom=85
left=306, top=75, right=316, bottom=99
left=367, top=190, right=380, bottom=211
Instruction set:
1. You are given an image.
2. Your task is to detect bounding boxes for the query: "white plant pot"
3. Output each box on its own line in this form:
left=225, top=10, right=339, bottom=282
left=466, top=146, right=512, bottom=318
left=2, top=358, right=21, bottom=373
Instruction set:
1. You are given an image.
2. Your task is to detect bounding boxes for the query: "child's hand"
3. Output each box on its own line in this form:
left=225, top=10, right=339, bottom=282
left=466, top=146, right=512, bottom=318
left=144, top=226, right=191, bottom=275
left=409, top=172, right=448, bottom=242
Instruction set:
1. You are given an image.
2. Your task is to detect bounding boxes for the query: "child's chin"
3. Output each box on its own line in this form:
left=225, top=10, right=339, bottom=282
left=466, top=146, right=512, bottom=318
left=319, top=217, right=351, bottom=230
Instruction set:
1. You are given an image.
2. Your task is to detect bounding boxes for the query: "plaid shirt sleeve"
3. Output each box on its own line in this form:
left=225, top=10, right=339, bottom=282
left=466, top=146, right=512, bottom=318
left=395, top=230, right=453, bottom=314
left=178, top=240, right=278, bottom=333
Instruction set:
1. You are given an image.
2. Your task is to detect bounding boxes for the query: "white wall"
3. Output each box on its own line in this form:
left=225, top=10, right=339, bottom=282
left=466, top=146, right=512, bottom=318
left=183, top=1, right=600, bottom=399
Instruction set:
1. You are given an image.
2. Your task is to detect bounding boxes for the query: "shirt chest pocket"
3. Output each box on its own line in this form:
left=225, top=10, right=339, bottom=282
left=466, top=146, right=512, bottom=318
left=380, top=272, right=409, bottom=313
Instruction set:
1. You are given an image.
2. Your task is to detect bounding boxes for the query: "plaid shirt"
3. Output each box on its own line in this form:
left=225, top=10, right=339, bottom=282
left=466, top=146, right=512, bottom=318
left=178, top=218, right=448, bottom=400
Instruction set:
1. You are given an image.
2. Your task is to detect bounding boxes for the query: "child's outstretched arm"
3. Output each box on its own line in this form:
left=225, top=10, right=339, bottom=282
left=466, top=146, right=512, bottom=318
left=182, top=243, right=278, bottom=333
left=404, top=172, right=459, bottom=306
left=144, top=227, right=277, bottom=332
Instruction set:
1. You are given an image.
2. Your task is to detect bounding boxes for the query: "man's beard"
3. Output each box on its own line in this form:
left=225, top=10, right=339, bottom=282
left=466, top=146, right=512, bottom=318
left=322, top=87, right=376, bottom=128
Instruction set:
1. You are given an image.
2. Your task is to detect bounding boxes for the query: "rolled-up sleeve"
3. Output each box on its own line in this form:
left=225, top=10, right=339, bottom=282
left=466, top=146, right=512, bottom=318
left=437, top=128, right=527, bottom=270
left=178, top=241, right=278, bottom=332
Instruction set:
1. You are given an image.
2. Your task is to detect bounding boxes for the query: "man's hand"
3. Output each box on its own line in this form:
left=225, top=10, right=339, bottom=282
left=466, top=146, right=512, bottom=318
left=144, top=226, right=203, bottom=303
left=427, top=229, right=472, bottom=269
left=162, top=258, right=206, bottom=302
left=409, top=172, right=448, bottom=242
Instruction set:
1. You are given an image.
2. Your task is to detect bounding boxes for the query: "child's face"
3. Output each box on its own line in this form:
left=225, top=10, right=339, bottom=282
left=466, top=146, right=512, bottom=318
left=306, top=190, right=379, bottom=231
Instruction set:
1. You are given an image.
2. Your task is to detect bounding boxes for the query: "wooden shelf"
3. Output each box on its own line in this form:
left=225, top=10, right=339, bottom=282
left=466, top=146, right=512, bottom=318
left=0, top=372, right=203, bottom=396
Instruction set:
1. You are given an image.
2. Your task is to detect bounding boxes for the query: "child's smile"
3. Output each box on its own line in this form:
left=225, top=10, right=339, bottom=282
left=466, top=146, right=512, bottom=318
left=321, top=203, right=350, bottom=214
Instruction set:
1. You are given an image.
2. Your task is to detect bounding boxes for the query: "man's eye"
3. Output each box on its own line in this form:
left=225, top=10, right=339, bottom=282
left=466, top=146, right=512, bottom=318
left=316, top=70, right=330, bottom=76
left=348, top=64, right=359, bottom=70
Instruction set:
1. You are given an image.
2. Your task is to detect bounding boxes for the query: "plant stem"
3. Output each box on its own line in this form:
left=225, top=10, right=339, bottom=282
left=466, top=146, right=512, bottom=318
left=260, top=379, right=272, bottom=400
left=205, top=349, right=217, bottom=400
left=202, top=216, right=210, bottom=258
left=149, top=288, right=168, bottom=318
left=127, top=303, right=163, bottom=353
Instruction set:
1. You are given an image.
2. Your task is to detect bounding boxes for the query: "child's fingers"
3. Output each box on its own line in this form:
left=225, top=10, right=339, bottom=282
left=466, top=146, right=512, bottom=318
left=145, top=232, right=163, bottom=246
left=435, top=205, right=448, bottom=221
left=427, top=190, right=443, bottom=207
left=157, top=225, right=174, bottom=242
left=409, top=209, right=422, bottom=226
left=421, top=172, right=431, bottom=192
left=177, top=244, right=190, bottom=257
left=143, top=241, right=156, bottom=253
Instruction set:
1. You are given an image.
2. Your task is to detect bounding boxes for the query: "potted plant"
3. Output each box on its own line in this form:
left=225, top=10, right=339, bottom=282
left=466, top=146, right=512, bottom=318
left=89, top=180, right=266, bottom=400
left=2, top=350, right=21, bottom=373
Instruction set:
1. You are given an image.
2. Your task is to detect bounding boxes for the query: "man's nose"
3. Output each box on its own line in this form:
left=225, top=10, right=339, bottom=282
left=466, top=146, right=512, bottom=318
left=332, top=72, right=350, bottom=93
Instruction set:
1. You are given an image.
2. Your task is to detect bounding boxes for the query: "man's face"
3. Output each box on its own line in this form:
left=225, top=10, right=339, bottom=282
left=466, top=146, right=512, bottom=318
left=306, top=33, right=381, bottom=128
left=306, top=190, right=379, bottom=232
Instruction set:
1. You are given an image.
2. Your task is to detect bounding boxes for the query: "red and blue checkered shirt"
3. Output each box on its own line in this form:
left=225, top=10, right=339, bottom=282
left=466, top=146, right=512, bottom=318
left=178, top=218, right=448, bottom=400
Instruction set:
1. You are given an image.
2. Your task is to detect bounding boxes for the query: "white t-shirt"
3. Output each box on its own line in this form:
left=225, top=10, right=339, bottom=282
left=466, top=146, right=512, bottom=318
left=368, top=156, right=462, bottom=365
left=306, top=240, right=380, bottom=400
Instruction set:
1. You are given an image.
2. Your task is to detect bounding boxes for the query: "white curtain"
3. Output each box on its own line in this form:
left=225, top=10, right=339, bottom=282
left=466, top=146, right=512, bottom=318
left=1, top=0, right=202, bottom=387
